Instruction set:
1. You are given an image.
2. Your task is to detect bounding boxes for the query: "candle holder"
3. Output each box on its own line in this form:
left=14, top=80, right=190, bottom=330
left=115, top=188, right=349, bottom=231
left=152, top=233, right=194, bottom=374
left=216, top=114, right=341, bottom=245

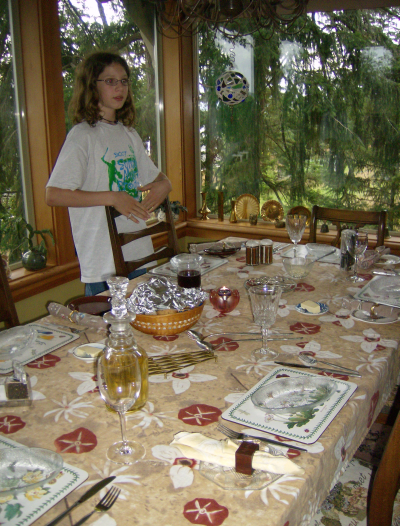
left=218, top=191, right=224, bottom=222
left=229, top=200, right=237, bottom=223
left=198, top=192, right=210, bottom=220
left=209, top=286, right=240, bottom=313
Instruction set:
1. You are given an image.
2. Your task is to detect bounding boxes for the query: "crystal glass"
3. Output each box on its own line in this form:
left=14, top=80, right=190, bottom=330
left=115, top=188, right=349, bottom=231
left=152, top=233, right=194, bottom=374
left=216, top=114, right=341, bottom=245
left=248, top=285, right=282, bottom=359
left=97, top=350, right=144, bottom=464
left=286, top=214, right=307, bottom=256
left=345, top=230, right=368, bottom=282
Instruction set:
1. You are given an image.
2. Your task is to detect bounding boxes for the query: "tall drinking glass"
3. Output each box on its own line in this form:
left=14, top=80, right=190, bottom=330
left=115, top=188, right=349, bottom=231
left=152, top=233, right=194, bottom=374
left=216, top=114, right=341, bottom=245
left=249, top=285, right=282, bottom=359
left=345, top=230, right=368, bottom=282
left=97, top=351, right=145, bottom=464
left=286, top=214, right=307, bottom=256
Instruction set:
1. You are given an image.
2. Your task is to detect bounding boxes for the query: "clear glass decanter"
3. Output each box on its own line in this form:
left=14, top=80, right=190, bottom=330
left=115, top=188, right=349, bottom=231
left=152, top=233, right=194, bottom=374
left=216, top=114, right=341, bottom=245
left=103, top=276, right=148, bottom=411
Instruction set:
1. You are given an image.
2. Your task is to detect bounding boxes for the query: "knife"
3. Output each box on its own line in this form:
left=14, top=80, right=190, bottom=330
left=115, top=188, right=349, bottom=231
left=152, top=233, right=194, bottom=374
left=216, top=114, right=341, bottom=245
left=314, top=249, right=336, bottom=262
left=274, top=361, right=362, bottom=378
left=45, top=476, right=116, bottom=526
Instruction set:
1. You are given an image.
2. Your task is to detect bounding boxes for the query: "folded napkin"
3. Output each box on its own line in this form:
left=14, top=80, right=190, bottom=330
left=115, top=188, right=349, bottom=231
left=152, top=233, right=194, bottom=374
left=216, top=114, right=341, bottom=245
left=171, top=432, right=304, bottom=475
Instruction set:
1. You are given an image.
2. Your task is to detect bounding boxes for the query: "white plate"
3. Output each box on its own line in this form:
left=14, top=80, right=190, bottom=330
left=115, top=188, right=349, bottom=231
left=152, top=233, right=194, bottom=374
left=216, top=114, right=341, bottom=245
left=306, top=243, right=335, bottom=258
left=295, top=302, right=329, bottom=315
left=0, top=326, right=36, bottom=360
left=376, top=254, right=400, bottom=266
left=0, top=447, right=63, bottom=497
left=73, top=342, right=105, bottom=361
left=351, top=309, right=399, bottom=324
left=369, top=276, right=400, bottom=298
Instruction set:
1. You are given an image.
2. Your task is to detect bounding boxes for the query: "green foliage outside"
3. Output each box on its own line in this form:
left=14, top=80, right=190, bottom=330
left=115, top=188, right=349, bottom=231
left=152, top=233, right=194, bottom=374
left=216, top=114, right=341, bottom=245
left=199, top=9, right=400, bottom=230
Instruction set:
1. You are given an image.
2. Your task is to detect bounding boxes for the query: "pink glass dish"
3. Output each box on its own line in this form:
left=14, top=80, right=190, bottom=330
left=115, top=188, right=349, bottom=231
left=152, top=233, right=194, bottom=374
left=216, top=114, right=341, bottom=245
left=209, top=287, right=240, bottom=313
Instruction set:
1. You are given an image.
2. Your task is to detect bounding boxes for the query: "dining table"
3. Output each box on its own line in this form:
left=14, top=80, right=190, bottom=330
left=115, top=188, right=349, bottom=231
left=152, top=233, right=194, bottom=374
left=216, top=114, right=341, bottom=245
left=1, top=242, right=399, bottom=526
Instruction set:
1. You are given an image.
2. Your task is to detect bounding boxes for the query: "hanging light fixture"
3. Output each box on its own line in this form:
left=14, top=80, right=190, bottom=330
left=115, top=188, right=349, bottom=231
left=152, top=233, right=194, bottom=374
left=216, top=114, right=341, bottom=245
left=151, top=0, right=309, bottom=40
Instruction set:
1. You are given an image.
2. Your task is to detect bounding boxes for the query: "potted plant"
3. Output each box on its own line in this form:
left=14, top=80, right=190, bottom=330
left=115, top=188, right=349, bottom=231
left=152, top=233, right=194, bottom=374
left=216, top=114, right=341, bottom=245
left=0, top=211, right=55, bottom=271
left=156, top=201, right=187, bottom=222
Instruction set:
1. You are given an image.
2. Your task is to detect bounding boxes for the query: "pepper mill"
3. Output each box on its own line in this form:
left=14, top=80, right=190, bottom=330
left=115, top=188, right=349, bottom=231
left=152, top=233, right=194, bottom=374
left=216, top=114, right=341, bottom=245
left=198, top=192, right=210, bottom=220
left=229, top=199, right=237, bottom=223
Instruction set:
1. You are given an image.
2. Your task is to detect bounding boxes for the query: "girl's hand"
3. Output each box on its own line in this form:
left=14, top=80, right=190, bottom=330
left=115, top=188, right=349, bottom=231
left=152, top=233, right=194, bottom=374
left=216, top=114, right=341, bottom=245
left=140, top=177, right=172, bottom=213
left=112, top=192, right=151, bottom=223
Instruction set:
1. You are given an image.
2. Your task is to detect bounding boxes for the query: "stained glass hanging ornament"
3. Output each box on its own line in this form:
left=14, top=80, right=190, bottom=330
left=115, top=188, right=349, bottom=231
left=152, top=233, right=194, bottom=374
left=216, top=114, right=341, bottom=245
left=216, top=70, right=249, bottom=106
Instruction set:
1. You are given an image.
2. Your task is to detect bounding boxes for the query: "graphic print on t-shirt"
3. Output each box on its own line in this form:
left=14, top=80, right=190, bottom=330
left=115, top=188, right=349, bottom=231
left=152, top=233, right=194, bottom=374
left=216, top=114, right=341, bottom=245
left=101, top=145, right=141, bottom=199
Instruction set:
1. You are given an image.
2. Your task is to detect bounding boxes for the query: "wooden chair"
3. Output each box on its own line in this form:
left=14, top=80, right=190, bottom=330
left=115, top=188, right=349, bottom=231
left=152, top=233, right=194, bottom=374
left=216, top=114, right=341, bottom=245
left=312, top=408, right=400, bottom=525
left=0, top=254, right=20, bottom=328
left=105, top=197, right=180, bottom=278
left=308, top=205, right=387, bottom=247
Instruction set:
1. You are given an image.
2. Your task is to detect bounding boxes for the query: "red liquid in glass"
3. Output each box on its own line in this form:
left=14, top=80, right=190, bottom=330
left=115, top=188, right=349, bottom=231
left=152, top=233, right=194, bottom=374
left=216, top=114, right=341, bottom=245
left=177, top=269, right=201, bottom=288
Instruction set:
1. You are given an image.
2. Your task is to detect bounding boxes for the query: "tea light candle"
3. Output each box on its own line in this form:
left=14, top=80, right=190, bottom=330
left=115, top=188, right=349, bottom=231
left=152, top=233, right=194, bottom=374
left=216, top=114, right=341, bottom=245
left=209, top=286, right=240, bottom=313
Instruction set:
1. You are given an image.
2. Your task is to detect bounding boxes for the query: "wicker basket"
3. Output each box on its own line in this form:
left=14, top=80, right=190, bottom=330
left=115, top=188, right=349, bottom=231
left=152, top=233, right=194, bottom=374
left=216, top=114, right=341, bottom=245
left=131, top=303, right=204, bottom=336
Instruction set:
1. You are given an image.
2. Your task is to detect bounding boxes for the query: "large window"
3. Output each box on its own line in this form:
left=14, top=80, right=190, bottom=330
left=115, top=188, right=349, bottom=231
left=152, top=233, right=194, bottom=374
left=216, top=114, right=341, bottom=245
left=198, top=9, right=400, bottom=231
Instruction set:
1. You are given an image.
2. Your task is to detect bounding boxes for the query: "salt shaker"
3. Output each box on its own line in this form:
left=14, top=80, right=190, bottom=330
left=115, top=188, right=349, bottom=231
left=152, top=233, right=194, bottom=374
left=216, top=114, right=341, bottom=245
left=260, top=239, right=273, bottom=265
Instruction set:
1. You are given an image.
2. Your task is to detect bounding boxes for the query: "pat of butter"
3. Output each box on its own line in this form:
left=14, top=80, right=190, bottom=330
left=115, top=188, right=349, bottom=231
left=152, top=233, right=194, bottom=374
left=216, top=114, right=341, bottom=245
left=75, top=344, right=104, bottom=358
left=300, top=300, right=320, bottom=314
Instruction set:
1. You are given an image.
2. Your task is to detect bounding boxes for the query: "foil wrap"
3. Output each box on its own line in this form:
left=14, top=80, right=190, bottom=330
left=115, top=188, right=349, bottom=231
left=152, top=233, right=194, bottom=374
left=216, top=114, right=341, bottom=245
left=127, top=277, right=207, bottom=315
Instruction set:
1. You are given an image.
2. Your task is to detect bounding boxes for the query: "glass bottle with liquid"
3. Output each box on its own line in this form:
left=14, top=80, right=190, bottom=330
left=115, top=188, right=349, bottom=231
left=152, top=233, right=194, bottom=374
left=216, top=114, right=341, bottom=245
left=102, top=276, right=148, bottom=411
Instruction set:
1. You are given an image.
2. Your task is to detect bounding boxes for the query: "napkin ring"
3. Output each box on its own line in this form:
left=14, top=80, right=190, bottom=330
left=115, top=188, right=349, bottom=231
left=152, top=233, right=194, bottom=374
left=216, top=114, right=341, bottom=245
left=235, top=441, right=259, bottom=475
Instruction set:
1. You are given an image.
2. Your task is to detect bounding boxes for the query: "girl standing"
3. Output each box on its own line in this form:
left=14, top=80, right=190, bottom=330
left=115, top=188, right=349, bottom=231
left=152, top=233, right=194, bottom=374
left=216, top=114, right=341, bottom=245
left=46, top=51, right=171, bottom=295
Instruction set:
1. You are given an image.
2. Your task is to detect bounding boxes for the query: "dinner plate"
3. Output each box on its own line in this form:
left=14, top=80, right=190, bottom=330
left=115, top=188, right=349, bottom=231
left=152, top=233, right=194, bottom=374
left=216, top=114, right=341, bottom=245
left=306, top=243, right=335, bottom=258
left=73, top=342, right=106, bottom=361
left=295, top=302, right=329, bottom=315
left=351, top=309, right=399, bottom=324
left=0, top=447, right=63, bottom=497
left=375, top=254, right=400, bottom=266
left=261, top=200, right=284, bottom=222
left=369, top=276, right=400, bottom=298
left=235, top=194, right=260, bottom=220
left=0, top=326, right=36, bottom=360
left=251, top=376, right=337, bottom=415
left=244, top=275, right=296, bottom=293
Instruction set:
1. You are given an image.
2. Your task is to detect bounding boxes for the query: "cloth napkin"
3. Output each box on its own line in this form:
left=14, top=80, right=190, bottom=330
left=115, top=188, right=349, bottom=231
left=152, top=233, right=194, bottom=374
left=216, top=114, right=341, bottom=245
left=171, top=432, right=304, bottom=475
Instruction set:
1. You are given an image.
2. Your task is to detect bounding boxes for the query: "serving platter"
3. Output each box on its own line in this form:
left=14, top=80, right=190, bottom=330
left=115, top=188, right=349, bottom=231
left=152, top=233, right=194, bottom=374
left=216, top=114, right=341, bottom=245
left=222, top=367, right=357, bottom=444
left=235, top=194, right=260, bottom=220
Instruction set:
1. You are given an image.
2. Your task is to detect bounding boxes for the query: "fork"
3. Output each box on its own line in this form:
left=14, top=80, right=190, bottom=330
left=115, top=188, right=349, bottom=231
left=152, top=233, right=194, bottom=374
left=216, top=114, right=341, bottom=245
left=73, top=487, right=120, bottom=526
left=217, top=423, right=307, bottom=452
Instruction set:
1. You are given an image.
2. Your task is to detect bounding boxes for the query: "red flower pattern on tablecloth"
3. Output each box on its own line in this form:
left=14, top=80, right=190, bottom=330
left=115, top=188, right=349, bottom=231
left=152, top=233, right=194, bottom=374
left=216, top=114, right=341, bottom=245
left=276, top=374, right=290, bottom=378
left=54, top=427, right=97, bottom=454
left=26, top=353, right=61, bottom=369
left=178, top=404, right=222, bottom=426
left=289, top=322, right=321, bottom=335
left=183, top=498, right=229, bottom=525
left=0, top=415, right=26, bottom=434
left=295, top=283, right=315, bottom=293
left=209, top=337, right=239, bottom=352
left=318, top=371, right=350, bottom=381
left=154, top=335, right=179, bottom=342
left=368, top=391, right=380, bottom=427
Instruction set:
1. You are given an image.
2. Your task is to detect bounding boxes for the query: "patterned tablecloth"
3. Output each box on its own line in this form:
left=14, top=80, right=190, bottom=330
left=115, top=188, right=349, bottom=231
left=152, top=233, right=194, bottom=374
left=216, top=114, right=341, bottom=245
left=1, top=248, right=399, bottom=526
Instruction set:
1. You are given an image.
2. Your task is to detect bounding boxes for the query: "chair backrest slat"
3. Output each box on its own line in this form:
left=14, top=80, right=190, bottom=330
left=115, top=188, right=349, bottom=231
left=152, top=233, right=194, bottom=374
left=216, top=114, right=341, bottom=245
left=0, top=255, right=19, bottom=328
left=105, top=197, right=180, bottom=278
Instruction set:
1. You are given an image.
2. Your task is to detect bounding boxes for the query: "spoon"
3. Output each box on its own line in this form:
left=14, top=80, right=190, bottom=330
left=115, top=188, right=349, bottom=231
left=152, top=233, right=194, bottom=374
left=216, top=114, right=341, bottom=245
left=194, top=335, right=303, bottom=352
left=299, top=353, right=360, bottom=375
left=187, top=329, right=293, bottom=342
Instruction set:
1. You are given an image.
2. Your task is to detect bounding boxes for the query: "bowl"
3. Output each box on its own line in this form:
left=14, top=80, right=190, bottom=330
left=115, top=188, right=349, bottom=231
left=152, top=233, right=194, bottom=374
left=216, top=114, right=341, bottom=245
left=131, top=303, right=204, bottom=335
left=170, top=254, right=203, bottom=273
left=251, top=377, right=337, bottom=415
left=244, top=275, right=296, bottom=294
left=0, top=447, right=63, bottom=497
left=0, top=326, right=36, bottom=360
left=282, top=256, right=315, bottom=280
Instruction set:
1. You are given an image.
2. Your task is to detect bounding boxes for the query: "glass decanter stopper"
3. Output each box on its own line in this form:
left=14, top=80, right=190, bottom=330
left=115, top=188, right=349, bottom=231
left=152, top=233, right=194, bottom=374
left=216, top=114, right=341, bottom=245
left=102, top=276, right=148, bottom=411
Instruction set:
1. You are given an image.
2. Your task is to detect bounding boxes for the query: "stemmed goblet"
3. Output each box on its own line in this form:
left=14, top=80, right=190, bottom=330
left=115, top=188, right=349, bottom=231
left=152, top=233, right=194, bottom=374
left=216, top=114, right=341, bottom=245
left=345, top=230, right=368, bottom=282
left=97, top=350, right=145, bottom=464
left=248, top=284, right=282, bottom=360
left=286, top=214, right=307, bottom=256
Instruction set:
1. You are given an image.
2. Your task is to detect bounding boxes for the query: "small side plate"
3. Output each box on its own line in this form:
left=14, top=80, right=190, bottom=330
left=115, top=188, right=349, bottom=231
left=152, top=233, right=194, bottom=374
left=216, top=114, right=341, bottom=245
left=73, top=342, right=106, bottom=362
left=295, top=302, right=328, bottom=315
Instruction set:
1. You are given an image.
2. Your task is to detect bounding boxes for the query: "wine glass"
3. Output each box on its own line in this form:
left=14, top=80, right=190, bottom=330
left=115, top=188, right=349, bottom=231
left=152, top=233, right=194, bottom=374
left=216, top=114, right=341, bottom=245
left=345, top=230, right=368, bottom=282
left=286, top=214, right=307, bottom=256
left=97, top=350, right=145, bottom=464
left=248, top=284, right=282, bottom=360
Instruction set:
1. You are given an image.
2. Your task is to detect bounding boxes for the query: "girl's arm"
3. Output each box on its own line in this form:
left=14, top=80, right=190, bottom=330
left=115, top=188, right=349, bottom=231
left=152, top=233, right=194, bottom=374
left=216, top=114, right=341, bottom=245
left=140, top=172, right=172, bottom=213
left=45, top=187, right=151, bottom=222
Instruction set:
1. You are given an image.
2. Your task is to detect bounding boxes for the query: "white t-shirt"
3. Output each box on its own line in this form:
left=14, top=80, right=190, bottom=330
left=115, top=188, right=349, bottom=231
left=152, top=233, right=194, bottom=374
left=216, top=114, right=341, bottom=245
left=47, top=121, right=160, bottom=283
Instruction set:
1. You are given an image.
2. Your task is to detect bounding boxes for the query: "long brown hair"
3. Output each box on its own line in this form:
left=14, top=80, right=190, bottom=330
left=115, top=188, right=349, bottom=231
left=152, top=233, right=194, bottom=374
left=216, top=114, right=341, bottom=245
left=69, top=51, right=136, bottom=127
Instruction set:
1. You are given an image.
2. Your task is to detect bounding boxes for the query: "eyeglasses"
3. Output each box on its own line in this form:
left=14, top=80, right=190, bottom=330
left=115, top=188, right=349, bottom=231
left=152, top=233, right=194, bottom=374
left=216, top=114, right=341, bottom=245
left=96, top=78, right=129, bottom=86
